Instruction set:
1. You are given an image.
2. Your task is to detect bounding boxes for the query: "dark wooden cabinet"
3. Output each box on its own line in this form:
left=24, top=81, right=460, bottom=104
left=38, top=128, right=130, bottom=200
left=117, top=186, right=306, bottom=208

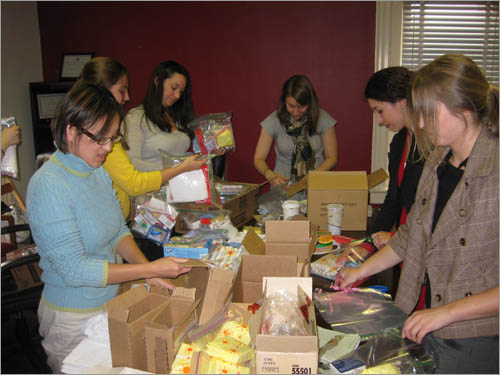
left=29, top=81, right=75, bottom=156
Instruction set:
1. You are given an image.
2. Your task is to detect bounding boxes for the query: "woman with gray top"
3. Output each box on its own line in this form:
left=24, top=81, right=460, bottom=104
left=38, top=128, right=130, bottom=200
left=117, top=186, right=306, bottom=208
left=125, top=60, right=195, bottom=171
left=254, top=75, right=338, bottom=190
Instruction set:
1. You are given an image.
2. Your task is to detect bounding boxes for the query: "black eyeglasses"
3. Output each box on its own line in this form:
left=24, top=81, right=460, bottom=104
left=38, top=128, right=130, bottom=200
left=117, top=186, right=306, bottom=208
left=80, top=128, right=122, bottom=145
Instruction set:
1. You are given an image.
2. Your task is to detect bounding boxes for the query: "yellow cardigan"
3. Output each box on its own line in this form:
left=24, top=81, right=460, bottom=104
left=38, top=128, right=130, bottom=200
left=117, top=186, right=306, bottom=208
left=103, top=142, right=162, bottom=219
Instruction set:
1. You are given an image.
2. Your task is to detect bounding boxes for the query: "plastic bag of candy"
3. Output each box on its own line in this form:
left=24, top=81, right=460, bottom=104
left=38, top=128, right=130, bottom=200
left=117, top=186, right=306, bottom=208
left=131, top=189, right=177, bottom=245
left=189, top=112, right=236, bottom=154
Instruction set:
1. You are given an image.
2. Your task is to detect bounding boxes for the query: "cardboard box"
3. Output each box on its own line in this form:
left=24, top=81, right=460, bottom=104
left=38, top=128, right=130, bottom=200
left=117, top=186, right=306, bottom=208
left=250, top=277, right=318, bottom=375
left=232, top=229, right=305, bottom=303
left=174, top=259, right=236, bottom=325
left=264, top=218, right=317, bottom=263
left=144, top=288, right=199, bottom=374
left=307, top=169, right=387, bottom=231
left=105, top=285, right=173, bottom=371
left=175, top=181, right=265, bottom=232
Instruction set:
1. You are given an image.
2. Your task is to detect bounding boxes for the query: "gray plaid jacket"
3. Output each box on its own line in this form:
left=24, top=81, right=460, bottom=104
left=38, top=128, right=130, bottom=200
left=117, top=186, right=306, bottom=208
left=390, top=125, right=499, bottom=340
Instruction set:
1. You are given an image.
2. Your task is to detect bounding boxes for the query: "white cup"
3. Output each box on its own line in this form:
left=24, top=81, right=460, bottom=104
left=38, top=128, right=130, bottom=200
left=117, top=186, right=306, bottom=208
left=282, top=200, right=300, bottom=220
left=327, top=203, right=344, bottom=235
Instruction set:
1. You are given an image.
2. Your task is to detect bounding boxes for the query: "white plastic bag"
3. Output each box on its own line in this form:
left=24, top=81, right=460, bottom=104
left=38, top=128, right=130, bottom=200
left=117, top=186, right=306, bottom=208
left=1, top=117, right=19, bottom=179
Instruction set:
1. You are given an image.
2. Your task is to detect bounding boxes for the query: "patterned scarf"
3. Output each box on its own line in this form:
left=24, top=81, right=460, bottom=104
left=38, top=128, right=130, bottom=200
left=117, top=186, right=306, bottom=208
left=285, top=115, right=315, bottom=182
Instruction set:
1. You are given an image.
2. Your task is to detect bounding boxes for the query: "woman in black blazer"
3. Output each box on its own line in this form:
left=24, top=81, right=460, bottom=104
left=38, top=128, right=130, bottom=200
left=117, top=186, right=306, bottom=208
left=365, top=67, right=424, bottom=248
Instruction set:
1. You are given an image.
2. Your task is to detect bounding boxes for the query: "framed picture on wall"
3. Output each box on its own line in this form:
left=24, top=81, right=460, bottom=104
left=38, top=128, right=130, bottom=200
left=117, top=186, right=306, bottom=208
left=29, top=81, right=75, bottom=155
left=59, top=52, right=95, bottom=80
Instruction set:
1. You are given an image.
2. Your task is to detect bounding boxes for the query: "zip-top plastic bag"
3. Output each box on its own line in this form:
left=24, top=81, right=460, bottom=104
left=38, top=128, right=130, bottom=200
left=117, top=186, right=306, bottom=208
left=161, top=151, right=217, bottom=205
left=131, top=188, right=178, bottom=244
left=189, top=112, right=236, bottom=154
left=322, top=328, right=436, bottom=374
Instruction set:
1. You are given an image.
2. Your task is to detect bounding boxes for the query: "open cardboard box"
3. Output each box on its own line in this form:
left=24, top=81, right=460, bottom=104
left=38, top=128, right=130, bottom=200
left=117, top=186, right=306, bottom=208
left=144, top=288, right=200, bottom=374
left=249, top=277, right=318, bottom=375
left=173, top=259, right=236, bottom=325
left=174, top=181, right=267, bottom=231
left=105, top=285, right=180, bottom=371
left=307, top=168, right=388, bottom=231
left=232, top=228, right=305, bottom=303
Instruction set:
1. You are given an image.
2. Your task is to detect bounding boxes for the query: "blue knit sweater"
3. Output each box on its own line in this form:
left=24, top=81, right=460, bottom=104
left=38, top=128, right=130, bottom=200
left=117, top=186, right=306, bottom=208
left=27, top=150, right=131, bottom=312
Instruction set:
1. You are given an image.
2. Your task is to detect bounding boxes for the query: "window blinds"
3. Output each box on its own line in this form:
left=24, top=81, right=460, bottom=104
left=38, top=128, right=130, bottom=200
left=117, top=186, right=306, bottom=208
left=402, top=1, right=499, bottom=85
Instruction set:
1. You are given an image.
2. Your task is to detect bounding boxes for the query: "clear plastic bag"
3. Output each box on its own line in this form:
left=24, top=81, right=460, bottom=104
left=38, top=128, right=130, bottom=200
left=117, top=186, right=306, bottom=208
left=313, top=288, right=408, bottom=336
left=260, top=289, right=310, bottom=336
left=161, top=151, right=217, bottom=205
left=328, top=328, right=436, bottom=374
left=257, top=184, right=287, bottom=222
left=188, top=112, right=236, bottom=154
left=130, top=189, right=177, bottom=244
left=1, top=117, right=19, bottom=179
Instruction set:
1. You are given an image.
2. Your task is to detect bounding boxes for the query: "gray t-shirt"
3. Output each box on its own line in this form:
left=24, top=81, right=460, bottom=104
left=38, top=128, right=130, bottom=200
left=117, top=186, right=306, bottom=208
left=125, top=105, right=191, bottom=171
left=260, top=108, right=337, bottom=179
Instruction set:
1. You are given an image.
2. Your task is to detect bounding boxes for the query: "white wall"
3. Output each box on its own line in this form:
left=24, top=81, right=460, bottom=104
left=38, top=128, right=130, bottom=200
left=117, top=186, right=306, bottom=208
left=1, top=1, right=44, bottom=201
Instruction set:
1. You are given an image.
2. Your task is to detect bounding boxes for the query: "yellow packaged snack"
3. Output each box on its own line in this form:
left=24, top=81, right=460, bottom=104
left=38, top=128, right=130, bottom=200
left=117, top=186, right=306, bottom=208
left=216, top=127, right=234, bottom=148
left=361, top=363, right=400, bottom=374
left=170, top=343, right=198, bottom=374
left=205, top=336, right=254, bottom=365
left=191, top=351, right=251, bottom=374
left=216, top=319, right=251, bottom=346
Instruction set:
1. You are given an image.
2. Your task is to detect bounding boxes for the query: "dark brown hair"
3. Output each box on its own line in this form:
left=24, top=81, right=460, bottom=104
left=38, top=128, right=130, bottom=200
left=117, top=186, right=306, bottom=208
left=51, top=83, right=123, bottom=153
left=277, top=75, right=320, bottom=136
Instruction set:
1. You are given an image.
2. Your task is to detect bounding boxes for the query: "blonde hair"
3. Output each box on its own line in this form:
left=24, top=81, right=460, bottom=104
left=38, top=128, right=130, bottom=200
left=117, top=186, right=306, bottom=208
left=408, top=54, right=499, bottom=161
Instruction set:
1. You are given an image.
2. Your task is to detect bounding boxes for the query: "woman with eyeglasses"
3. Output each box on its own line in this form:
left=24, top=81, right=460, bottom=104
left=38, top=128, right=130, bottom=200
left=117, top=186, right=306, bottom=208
left=26, top=83, right=192, bottom=373
left=78, top=57, right=206, bottom=221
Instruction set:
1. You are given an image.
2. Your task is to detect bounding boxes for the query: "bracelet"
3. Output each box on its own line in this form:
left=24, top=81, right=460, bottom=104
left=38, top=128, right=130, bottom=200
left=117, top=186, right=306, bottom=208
left=263, top=168, right=270, bottom=178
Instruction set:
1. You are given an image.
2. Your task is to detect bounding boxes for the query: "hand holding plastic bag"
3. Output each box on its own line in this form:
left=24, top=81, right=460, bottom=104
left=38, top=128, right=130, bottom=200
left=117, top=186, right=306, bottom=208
left=1, top=117, right=21, bottom=179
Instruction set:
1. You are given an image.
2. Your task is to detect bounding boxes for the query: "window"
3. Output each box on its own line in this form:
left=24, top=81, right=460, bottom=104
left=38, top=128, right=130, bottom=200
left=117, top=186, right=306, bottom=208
left=370, top=1, right=499, bottom=204
left=402, top=1, right=499, bottom=85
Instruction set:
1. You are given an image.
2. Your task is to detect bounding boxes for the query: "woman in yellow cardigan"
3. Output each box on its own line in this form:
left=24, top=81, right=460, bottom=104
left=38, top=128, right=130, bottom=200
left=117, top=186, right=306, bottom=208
left=78, top=57, right=206, bottom=220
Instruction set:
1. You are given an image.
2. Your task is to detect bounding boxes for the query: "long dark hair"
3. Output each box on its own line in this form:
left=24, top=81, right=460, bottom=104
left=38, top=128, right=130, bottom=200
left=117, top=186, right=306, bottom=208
left=364, top=66, right=414, bottom=103
left=78, top=56, right=131, bottom=149
left=142, top=61, right=194, bottom=139
left=51, top=83, right=123, bottom=153
left=277, top=75, right=320, bottom=136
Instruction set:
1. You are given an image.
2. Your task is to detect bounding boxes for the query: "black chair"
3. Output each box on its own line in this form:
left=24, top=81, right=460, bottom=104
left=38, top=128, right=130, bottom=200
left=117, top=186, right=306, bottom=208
left=1, top=225, right=51, bottom=373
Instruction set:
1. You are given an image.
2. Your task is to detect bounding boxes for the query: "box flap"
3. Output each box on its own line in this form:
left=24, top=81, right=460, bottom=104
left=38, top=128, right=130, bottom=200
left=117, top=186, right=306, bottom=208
left=367, top=168, right=388, bottom=189
left=308, top=171, right=368, bottom=190
left=265, top=220, right=310, bottom=243
left=105, top=284, right=150, bottom=322
left=262, top=277, right=313, bottom=299
left=242, top=227, right=265, bottom=255
left=183, top=259, right=210, bottom=268
left=286, top=177, right=308, bottom=198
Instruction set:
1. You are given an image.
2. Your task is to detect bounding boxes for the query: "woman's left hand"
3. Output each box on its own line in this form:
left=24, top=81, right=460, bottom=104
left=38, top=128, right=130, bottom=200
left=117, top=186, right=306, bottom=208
left=146, top=277, right=176, bottom=291
left=402, top=306, right=453, bottom=344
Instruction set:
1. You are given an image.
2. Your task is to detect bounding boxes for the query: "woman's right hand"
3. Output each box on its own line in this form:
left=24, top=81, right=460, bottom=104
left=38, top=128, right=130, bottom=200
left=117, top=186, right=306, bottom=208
left=179, top=154, right=207, bottom=172
left=334, top=267, right=362, bottom=290
left=150, top=256, right=192, bottom=278
left=1, top=125, right=21, bottom=152
left=371, top=231, right=392, bottom=249
left=269, top=172, right=288, bottom=186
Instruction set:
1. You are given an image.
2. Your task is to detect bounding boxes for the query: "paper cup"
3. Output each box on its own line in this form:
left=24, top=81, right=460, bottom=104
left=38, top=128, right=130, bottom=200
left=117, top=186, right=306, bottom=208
left=282, top=200, right=300, bottom=220
left=327, top=203, right=343, bottom=235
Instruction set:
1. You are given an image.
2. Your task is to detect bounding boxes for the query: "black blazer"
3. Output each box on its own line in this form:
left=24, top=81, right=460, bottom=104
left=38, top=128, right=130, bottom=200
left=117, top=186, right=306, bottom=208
left=372, top=127, right=424, bottom=234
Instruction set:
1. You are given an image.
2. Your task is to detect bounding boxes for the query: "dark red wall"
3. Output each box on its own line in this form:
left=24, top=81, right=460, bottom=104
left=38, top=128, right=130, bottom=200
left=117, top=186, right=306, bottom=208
left=37, top=1, right=376, bottom=183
